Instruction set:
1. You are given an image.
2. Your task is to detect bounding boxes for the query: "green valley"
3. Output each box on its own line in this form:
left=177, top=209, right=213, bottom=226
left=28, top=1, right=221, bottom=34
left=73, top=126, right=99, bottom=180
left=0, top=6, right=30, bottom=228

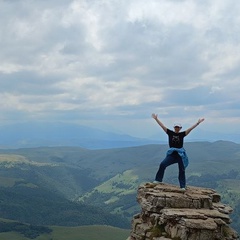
left=0, top=141, right=240, bottom=238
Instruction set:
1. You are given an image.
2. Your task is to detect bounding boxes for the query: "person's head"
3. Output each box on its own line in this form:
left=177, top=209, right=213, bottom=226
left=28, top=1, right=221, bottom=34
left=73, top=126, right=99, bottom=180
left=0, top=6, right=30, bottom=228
left=173, top=123, right=182, bottom=133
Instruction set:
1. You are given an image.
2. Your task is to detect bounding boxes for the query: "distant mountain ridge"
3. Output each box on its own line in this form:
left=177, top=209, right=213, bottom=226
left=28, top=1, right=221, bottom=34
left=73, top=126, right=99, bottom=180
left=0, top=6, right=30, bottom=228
left=0, top=122, right=159, bottom=149
left=0, top=122, right=238, bottom=149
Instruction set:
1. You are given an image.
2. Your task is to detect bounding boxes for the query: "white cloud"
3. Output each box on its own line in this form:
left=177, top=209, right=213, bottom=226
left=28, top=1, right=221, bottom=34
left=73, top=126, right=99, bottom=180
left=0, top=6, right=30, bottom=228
left=0, top=0, right=239, bottom=137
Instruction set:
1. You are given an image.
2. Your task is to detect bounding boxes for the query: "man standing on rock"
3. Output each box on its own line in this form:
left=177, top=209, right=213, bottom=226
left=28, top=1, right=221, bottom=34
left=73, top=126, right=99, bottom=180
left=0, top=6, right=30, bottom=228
left=152, top=113, right=205, bottom=190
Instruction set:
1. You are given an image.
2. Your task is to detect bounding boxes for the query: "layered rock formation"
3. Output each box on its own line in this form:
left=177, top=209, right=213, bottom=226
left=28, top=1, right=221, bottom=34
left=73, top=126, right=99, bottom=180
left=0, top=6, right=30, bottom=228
left=128, top=183, right=239, bottom=240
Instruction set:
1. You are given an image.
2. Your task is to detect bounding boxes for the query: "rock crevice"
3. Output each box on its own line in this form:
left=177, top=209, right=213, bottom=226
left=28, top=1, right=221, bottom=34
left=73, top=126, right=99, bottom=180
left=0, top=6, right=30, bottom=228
left=128, top=183, right=239, bottom=240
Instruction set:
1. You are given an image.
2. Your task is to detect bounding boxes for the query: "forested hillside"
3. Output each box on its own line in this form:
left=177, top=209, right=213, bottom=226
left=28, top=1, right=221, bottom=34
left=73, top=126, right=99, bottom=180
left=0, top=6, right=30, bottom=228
left=0, top=141, right=240, bottom=237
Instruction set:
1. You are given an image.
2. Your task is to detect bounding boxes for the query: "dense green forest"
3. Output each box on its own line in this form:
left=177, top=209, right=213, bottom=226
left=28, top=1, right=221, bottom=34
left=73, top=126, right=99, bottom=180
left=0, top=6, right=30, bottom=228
left=0, top=186, right=129, bottom=228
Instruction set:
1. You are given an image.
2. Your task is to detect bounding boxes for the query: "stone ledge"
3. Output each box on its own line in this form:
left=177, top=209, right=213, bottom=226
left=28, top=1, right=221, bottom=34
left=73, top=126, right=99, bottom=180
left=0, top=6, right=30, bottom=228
left=128, top=183, right=239, bottom=240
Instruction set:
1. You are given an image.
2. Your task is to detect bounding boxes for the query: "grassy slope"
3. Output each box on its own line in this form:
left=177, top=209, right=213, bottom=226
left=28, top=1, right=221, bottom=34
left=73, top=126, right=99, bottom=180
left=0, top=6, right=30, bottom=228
left=2, top=141, right=239, bottom=181
left=1, top=142, right=240, bottom=202
left=0, top=225, right=130, bottom=240
left=51, top=225, right=130, bottom=240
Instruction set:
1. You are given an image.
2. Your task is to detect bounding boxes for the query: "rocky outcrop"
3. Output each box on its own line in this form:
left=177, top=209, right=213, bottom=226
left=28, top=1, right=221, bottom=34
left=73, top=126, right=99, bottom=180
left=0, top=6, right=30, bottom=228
left=128, top=183, right=239, bottom=240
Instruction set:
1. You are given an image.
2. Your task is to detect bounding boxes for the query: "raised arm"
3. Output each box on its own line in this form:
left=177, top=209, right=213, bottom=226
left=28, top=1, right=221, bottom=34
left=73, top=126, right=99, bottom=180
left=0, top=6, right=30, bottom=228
left=152, top=113, right=167, bottom=133
left=185, top=118, right=205, bottom=136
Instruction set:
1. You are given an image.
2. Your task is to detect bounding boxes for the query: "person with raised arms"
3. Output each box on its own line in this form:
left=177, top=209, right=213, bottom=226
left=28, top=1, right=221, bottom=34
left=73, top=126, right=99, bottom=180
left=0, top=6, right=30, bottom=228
left=152, top=113, right=205, bottom=191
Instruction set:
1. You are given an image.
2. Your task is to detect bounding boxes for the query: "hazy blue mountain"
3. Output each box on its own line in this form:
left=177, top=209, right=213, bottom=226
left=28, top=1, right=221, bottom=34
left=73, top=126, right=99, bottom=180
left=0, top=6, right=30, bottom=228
left=0, top=122, right=238, bottom=150
left=0, top=122, right=160, bottom=149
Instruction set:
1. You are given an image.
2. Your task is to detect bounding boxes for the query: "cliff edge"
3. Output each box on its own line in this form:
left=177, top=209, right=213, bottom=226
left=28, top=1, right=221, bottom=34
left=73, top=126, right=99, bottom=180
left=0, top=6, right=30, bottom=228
left=128, top=182, right=239, bottom=240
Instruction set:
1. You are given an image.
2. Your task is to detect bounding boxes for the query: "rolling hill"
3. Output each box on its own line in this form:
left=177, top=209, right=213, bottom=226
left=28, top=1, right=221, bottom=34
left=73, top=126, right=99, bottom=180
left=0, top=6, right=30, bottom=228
left=0, top=140, right=240, bottom=236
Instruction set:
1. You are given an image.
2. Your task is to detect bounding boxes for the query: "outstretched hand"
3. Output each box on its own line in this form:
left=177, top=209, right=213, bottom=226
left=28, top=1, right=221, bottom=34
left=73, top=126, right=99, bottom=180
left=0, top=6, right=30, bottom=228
left=198, top=118, right=205, bottom=124
left=152, top=113, right=158, bottom=120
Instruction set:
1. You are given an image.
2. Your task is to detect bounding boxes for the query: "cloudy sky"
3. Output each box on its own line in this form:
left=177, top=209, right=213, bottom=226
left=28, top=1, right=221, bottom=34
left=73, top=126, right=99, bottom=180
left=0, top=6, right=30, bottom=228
left=0, top=0, right=239, bottom=139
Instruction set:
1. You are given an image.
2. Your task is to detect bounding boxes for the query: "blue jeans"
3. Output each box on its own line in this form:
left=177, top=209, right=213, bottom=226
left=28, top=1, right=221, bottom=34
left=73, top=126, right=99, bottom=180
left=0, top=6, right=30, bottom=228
left=155, top=152, right=186, bottom=188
